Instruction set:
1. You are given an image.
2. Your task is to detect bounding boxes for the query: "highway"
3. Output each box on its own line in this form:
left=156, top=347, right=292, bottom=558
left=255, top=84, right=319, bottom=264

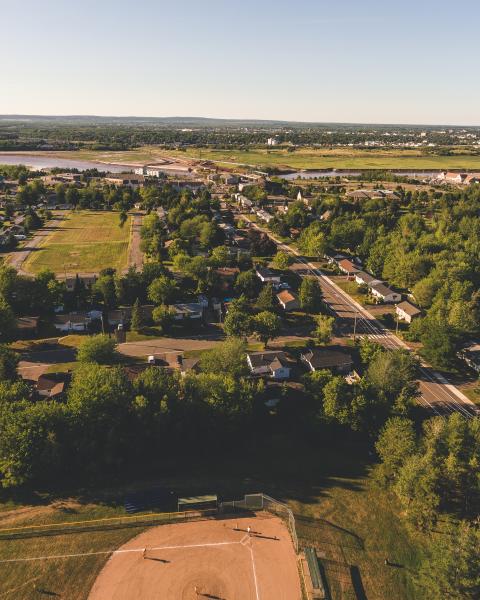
left=243, top=215, right=479, bottom=418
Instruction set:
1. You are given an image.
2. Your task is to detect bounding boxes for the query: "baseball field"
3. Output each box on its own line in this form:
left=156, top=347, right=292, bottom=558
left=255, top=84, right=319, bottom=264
left=22, top=210, right=132, bottom=275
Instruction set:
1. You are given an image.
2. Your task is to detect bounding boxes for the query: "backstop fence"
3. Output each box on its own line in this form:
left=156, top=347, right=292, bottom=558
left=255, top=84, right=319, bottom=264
left=220, top=493, right=299, bottom=553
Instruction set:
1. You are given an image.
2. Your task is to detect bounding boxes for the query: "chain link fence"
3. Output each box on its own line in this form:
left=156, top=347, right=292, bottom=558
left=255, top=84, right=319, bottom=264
left=220, top=493, right=299, bottom=552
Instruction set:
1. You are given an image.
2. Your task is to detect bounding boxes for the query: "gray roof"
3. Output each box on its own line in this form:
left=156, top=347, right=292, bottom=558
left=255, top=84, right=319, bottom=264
left=355, top=270, right=380, bottom=284
left=369, top=282, right=397, bottom=297
left=248, top=351, right=288, bottom=369
left=302, top=348, right=353, bottom=370
left=397, top=301, right=422, bottom=317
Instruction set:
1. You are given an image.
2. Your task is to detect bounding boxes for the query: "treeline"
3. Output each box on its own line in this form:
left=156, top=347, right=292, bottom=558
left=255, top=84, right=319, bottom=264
left=1, top=122, right=476, bottom=150
left=270, top=185, right=480, bottom=369
left=0, top=339, right=263, bottom=488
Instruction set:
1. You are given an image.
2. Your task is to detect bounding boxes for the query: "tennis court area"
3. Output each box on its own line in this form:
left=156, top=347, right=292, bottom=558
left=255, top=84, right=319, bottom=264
left=88, top=515, right=301, bottom=600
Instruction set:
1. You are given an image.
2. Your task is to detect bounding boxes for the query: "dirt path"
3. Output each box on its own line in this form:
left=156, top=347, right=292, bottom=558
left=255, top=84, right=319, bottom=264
left=126, top=211, right=144, bottom=272
left=6, top=213, right=67, bottom=276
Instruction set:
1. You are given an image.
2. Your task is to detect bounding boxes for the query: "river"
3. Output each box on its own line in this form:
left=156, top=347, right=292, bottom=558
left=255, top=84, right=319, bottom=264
left=0, top=153, right=134, bottom=173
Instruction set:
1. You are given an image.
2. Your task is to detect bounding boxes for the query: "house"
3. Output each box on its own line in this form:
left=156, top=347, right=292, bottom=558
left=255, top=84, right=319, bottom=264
left=246, top=351, right=290, bottom=380
left=255, top=266, right=281, bottom=284
left=346, top=189, right=401, bottom=202
left=354, top=271, right=383, bottom=287
left=369, top=282, right=402, bottom=304
left=36, top=372, right=72, bottom=399
left=236, top=194, right=253, bottom=211
left=16, top=316, right=40, bottom=338
left=170, top=180, right=205, bottom=192
left=54, top=313, right=90, bottom=332
left=105, top=174, right=145, bottom=188
left=64, top=274, right=98, bottom=292
left=338, top=259, right=359, bottom=277
left=172, top=303, right=204, bottom=320
left=276, top=290, right=300, bottom=311
left=458, top=342, right=480, bottom=374
left=441, top=172, right=468, bottom=185
left=222, top=174, right=239, bottom=185
left=301, top=347, right=354, bottom=374
left=396, top=301, right=422, bottom=324
left=256, top=209, right=274, bottom=223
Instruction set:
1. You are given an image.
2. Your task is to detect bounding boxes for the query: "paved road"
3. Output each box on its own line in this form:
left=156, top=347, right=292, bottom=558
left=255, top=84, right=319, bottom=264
left=244, top=215, right=479, bottom=418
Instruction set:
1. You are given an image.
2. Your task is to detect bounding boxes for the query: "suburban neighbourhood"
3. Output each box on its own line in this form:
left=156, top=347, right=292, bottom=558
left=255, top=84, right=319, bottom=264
left=1, top=2, right=480, bottom=598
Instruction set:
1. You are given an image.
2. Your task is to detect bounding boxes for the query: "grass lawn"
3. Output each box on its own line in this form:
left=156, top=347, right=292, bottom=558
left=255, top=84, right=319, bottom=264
left=23, top=211, right=132, bottom=275
left=52, top=146, right=480, bottom=171
left=0, top=434, right=425, bottom=600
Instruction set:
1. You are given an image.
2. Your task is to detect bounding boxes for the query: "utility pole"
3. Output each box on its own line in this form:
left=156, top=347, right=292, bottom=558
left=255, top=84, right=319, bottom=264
left=353, top=310, right=358, bottom=342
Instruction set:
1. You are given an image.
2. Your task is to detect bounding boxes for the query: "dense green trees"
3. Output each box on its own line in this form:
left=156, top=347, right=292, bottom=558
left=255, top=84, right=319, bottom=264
left=416, top=521, right=480, bottom=600
left=375, top=413, right=480, bottom=529
left=77, top=335, right=117, bottom=364
left=299, top=278, right=322, bottom=313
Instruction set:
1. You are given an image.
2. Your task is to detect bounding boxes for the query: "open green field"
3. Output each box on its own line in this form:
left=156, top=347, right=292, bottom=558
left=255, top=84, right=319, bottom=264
left=23, top=211, right=132, bottom=275
left=50, top=145, right=480, bottom=171
left=0, top=435, right=424, bottom=600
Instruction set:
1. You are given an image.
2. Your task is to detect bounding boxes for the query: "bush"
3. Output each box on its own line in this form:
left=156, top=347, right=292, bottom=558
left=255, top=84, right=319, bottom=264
left=77, top=334, right=117, bottom=364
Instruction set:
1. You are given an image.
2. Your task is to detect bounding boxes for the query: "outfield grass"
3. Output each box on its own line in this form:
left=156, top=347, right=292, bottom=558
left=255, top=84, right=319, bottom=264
left=0, top=434, right=425, bottom=600
left=23, top=211, right=132, bottom=275
left=53, top=146, right=480, bottom=170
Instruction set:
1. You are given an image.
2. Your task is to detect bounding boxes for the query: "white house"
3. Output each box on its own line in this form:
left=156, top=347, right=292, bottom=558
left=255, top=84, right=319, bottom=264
left=255, top=266, right=281, bottom=283
left=354, top=271, right=383, bottom=287
left=54, top=313, right=90, bottom=332
left=396, top=301, right=422, bottom=324
left=369, top=282, right=402, bottom=304
left=256, top=209, right=273, bottom=223
left=173, top=303, right=204, bottom=320
left=246, top=351, right=290, bottom=380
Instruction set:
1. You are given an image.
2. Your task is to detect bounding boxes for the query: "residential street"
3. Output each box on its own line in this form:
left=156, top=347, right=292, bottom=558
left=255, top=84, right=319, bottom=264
left=243, top=215, right=479, bottom=417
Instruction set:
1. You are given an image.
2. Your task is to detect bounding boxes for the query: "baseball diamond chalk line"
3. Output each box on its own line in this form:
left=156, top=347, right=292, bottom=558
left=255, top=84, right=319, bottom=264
left=0, top=540, right=242, bottom=564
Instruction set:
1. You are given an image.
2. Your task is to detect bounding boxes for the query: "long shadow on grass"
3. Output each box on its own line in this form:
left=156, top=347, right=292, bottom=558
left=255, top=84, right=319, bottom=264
left=350, top=565, right=368, bottom=600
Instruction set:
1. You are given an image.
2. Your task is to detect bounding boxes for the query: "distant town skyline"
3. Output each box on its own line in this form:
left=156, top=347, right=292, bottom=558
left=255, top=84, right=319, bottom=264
left=2, top=0, right=479, bottom=125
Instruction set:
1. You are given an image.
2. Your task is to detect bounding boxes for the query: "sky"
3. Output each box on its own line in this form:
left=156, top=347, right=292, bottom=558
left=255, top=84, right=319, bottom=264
left=1, top=0, right=479, bottom=125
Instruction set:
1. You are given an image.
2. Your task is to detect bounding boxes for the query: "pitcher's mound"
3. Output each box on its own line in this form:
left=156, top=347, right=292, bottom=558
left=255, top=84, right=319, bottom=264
left=88, top=514, right=301, bottom=600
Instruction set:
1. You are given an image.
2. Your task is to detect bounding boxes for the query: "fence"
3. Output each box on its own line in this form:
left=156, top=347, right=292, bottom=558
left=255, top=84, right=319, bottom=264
left=0, top=507, right=219, bottom=541
left=220, top=493, right=299, bottom=553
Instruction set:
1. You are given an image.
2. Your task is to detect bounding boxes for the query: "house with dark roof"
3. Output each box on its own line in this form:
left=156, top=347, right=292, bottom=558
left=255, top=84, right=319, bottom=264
left=54, top=313, right=91, bottom=332
left=369, top=282, right=402, bottom=304
left=173, top=303, right=204, bottom=320
left=255, top=266, right=281, bottom=283
left=396, top=301, right=422, bottom=324
left=458, top=342, right=480, bottom=374
left=301, top=347, right=354, bottom=374
left=354, top=271, right=383, bottom=287
left=246, top=351, right=291, bottom=380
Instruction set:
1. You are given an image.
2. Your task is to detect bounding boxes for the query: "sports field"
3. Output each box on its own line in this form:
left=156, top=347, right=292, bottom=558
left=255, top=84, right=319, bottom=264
left=22, top=210, right=132, bottom=275
left=89, top=515, right=301, bottom=600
